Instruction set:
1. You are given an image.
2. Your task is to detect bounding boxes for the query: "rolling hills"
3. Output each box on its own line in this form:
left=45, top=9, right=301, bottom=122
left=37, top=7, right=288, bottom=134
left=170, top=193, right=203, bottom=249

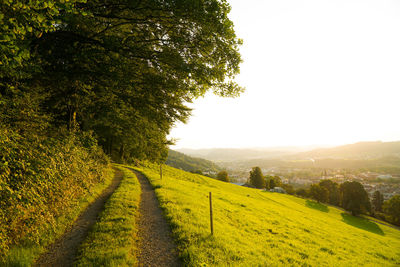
left=179, top=141, right=400, bottom=162
left=133, top=163, right=400, bottom=266
left=289, top=141, right=400, bottom=160
left=166, top=150, right=221, bottom=173
left=177, top=147, right=313, bottom=162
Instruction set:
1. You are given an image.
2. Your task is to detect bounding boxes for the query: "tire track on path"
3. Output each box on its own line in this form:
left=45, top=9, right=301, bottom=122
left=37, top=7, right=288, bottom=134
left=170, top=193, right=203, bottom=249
left=34, top=169, right=124, bottom=267
left=130, top=168, right=181, bottom=267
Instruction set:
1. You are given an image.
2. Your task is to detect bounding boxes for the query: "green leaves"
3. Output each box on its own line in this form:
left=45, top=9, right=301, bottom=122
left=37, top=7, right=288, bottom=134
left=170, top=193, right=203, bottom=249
left=0, top=0, right=86, bottom=77
left=1, top=0, right=243, bottom=165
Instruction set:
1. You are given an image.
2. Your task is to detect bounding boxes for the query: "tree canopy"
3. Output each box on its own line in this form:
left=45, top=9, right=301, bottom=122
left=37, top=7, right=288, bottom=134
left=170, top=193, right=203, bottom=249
left=383, top=195, right=400, bottom=225
left=309, top=184, right=329, bottom=203
left=249, top=167, right=265, bottom=189
left=340, top=181, right=371, bottom=216
left=266, top=175, right=282, bottom=190
left=0, top=1, right=243, bottom=258
left=319, top=179, right=340, bottom=206
left=1, top=0, right=243, bottom=162
left=372, top=190, right=384, bottom=213
left=217, top=170, right=229, bottom=182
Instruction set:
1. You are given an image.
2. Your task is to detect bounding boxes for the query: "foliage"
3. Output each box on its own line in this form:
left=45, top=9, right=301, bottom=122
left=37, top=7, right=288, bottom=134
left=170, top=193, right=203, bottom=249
left=1, top=0, right=243, bottom=163
left=340, top=181, right=371, bottom=216
left=217, top=171, right=229, bottom=182
left=319, top=179, right=340, bottom=206
left=295, top=188, right=309, bottom=198
left=372, top=191, right=384, bottom=213
left=383, top=195, right=400, bottom=226
left=0, top=0, right=85, bottom=77
left=309, top=184, right=329, bottom=203
left=266, top=175, right=282, bottom=190
left=0, top=0, right=244, bottom=263
left=132, top=164, right=400, bottom=266
left=166, top=150, right=221, bottom=173
left=16, top=0, right=243, bottom=162
left=76, top=166, right=141, bottom=266
left=0, top=126, right=110, bottom=260
left=249, top=167, right=265, bottom=189
left=281, top=183, right=295, bottom=195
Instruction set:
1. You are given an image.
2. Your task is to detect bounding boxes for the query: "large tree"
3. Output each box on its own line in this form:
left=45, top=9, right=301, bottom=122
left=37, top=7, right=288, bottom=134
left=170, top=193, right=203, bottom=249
left=372, top=190, right=384, bottom=213
left=0, top=0, right=85, bottom=78
left=319, top=179, right=340, bottom=206
left=249, top=167, right=265, bottom=189
left=309, top=184, right=329, bottom=203
left=383, top=195, right=400, bottom=225
left=266, top=175, right=282, bottom=190
left=340, top=181, right=371, bottom=216
left=23, top=0, right=243, bottom=161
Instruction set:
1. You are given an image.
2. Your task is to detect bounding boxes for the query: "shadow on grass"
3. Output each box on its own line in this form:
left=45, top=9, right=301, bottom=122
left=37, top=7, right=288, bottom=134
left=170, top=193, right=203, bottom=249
left=306, top=200, right=329, bottom=212
left=341, top=213, right=384, bottom=235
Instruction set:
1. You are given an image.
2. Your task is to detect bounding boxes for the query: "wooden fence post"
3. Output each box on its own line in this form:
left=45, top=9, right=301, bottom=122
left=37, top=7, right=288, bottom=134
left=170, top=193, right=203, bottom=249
left=209, top=192, right=214, bottom=235
left=160, top=164, right=163, bottom=180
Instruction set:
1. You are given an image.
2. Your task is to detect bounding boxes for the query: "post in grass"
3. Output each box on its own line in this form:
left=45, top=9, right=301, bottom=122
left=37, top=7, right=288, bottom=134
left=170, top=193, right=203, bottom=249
left=209, top=192, right=214, bottom=235
left=160, top=164, right=163, bottom=180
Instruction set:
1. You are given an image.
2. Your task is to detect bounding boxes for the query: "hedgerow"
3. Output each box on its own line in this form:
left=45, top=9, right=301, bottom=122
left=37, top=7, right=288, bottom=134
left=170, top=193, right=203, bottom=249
left=0, top=127, right=110, bottom=259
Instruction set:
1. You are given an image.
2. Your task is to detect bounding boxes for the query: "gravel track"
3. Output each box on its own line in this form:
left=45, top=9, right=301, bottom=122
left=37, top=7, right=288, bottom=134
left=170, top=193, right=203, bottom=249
left=131, top=169, right=181, bottom=267
left=34, top=169, right=124, bottom=267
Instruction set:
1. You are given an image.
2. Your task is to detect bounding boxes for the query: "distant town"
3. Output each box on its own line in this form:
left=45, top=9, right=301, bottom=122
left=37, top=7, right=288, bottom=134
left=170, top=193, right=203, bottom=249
left=216, top=168, right=400, bottom=200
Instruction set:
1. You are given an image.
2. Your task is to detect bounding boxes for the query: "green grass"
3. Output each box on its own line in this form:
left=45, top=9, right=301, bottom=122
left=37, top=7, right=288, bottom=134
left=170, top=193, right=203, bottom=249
left=75, top=165, right=141, bottom=266
left=133, top=163, right=400, bottom=266
left=3, top=168, right=115, bottom=267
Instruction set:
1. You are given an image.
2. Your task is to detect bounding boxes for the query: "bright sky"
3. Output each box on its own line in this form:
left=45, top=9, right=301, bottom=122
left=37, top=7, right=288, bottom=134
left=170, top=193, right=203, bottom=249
left=170, top=0, right=400, bottom=149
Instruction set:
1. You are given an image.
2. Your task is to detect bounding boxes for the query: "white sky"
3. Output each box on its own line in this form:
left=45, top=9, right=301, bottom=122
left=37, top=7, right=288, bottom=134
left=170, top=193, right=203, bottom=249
left=170, top=0, right=400, bottom=149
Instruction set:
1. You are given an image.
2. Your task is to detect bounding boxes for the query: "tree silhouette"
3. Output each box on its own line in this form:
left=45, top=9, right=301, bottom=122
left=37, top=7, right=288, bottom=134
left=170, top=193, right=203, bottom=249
left=249, top=167, right=265, bottom=189
left=319, top=179, right=340, bottom=206
left=310, top=184, right=329, bottom=203
left=372, top=191, right=384, bottom=212
left=340, top=181, right=371, bottom=216
left=383, top=195, right=400, bottom=225
left=217, top=171, right=229, bottom=182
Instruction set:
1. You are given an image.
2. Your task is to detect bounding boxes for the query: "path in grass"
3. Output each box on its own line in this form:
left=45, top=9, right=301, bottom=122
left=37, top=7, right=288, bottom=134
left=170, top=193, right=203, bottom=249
left=34, top=169, right=124, bottom=267
left=132, top=169, right=181, bottom=267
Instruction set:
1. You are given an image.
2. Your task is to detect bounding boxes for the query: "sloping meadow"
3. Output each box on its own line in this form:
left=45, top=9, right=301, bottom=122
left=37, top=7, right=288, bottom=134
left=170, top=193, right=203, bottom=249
left=134, top=163, right=400, bottom=266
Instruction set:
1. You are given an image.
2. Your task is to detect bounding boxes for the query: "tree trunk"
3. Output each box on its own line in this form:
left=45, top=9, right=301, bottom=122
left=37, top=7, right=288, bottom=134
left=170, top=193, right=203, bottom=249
left=119, top=144, right=125, bottom=161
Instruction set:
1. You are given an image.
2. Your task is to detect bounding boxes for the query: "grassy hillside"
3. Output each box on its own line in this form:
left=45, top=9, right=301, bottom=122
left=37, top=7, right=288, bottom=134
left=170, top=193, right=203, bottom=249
left=166, top=150, right=221, bottom=173
left=134, top=163, right=400, bottom=266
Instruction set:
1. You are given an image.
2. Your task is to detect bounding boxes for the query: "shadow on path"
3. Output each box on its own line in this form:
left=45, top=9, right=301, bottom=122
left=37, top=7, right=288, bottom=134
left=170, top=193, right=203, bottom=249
left=341, top=213, right=384, bottom=235
left=306, top=200, right=329, bottom=213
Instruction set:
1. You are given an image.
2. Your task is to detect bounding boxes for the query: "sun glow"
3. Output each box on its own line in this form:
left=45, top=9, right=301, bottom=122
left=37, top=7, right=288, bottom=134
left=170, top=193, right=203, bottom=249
left=170, top=0, right=400, bottom=149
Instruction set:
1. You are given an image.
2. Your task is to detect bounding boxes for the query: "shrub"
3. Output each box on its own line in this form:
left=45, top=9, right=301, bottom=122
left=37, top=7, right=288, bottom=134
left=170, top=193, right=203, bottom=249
left=217, top=171, right=229, bottom=182
left=295, top=188, right=308, bottom=198
left=0, top=127, right=109, bottom=259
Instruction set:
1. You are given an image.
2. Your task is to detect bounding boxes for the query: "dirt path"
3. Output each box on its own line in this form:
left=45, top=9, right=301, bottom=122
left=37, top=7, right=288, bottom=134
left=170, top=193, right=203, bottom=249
left=34, top=169, right=124, bottom=267
left=130, top=169, right=181, bottom=267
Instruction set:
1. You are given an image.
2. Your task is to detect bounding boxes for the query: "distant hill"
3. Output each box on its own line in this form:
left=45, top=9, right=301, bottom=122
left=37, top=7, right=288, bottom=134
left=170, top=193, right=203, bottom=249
left=289, top=141, right=400, bottom=160
left=177, top=146, right=318, bottom=162
left=166, top=150, right=221, bottom=173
